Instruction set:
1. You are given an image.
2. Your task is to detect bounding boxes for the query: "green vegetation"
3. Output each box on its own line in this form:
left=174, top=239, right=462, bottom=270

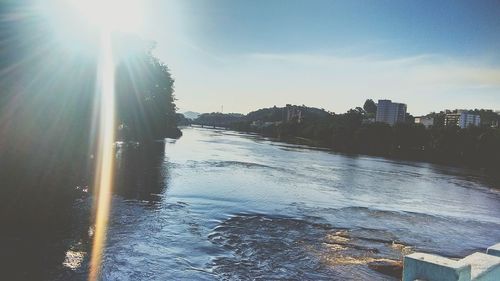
left=115, top=35, right=181, bottom=141
left=426, top=109, right=500, bottom=128
left=363, top=98, right=377, bottom=118
left=193, top=112, right=245, bottom=127
left=0, top=5, right=180, bottom=228
left=194, top=103, right=500, bottom=171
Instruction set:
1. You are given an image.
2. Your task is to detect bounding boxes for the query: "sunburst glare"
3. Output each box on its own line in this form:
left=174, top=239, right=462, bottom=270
left=56, top=1, right=146, bottom=280
left=66, top=0, right=144, bottom=32
left=88, top=30, right=116, bottom=281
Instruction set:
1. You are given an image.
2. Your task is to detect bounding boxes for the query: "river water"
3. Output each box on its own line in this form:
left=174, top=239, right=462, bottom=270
left=28, top=127, right=500, bottom=280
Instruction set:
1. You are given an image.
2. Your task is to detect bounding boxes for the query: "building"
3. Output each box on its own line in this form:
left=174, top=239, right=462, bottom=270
left=459, top=112, right=481, bottom=128
left=491, top=120, right=499, bottom=128
left=283, top=104, right=303, bottom=123
left=445, top=111, right=481, bottom=128
left=375, top=99, right=407, bottom=125
left=414, top=116, right=434, bottom=128
left=444, top=112, right=460, bottom=127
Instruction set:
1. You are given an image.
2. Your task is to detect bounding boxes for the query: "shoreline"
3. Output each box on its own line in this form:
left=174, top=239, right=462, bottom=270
left=189, top=126, right=500, bottom=187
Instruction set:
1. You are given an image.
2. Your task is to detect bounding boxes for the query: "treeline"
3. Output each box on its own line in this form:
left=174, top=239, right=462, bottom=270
left=192, top=112, right=245, bottom=127
left=426, top=109, right=500, bottom=128
left=195, top=105, right=500, bottom=170
left=0, top=1, right=180, bottom=229
left=249, top=112, right=499, bottom=169
left=191, top=105, right=330, bottom=127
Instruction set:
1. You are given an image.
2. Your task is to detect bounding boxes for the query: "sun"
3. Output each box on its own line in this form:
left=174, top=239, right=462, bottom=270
left=67, top=0, right=144, bottom=32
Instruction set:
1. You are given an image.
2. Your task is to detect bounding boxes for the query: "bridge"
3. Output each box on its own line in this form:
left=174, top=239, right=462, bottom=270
left=190, top=124, right=230, bottom=130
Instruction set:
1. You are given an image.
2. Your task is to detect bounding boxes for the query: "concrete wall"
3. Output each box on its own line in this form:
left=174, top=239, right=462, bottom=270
left=403, top=243, right=500, bottom=281
left=403, top=253, right=471, bottom=281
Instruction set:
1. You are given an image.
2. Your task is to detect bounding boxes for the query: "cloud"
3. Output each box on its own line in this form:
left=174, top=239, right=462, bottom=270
left=228, top=52, right=500, bottom=113
left=172, top=49, right=500, bottom=114
left=247, top=52, right=500, bottom=87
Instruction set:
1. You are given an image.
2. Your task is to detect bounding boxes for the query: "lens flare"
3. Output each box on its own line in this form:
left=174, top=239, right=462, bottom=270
left=66, top=0, right=144, bottom=32
left=88, top=30, right=116, bottom=281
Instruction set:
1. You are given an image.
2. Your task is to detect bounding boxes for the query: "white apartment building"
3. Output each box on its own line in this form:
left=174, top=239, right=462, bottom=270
left=375, top=99, right=407, bottom=126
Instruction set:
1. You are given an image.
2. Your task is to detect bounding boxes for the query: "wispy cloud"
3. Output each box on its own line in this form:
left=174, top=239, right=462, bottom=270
left=247, top=52, right=500, bottom=87
left=174, top=50, right=500, bottom=114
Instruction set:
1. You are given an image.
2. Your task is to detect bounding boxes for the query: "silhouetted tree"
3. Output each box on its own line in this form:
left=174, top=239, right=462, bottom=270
left=194, top=112, right=245, bottom=127
left=471, top=109, right=500, bottom=128
left=405, top=113, right=415, bottom=124
left=0, top=4, right=182, bottom=230
left=427, top=112, right=446, bottom=128
left=114, top=35, right=181, bottom=142
left=363, top=99, right=377, bottom=115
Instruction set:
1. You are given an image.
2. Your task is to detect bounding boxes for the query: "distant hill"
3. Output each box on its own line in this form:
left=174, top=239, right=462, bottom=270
left=246, top=105, right=330, bottom=122
left=192, top=105, right=330, bottom=127
left=193, top=112, right=245, bottom=127
left=176, top=113, right=192, bottom=126
left=183, top=111, right=200, bottom=120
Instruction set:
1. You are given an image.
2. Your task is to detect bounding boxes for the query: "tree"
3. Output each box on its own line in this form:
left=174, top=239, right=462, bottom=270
left=405, top=113, right=415, bottom=124
left=114, top=35, right=181, bottom=142
left=471, top=109, right=500, bottom=128
left=355, top=123, right=393, bottom=155
left=363, top=99, right=377, bottom=115
left=0, top=1, right=97, bottom=228
left=0, top=10, right=182, bottom=230
left=427, top=112, right=446, bottom=128
left=193, top=112, right=245, bottom=127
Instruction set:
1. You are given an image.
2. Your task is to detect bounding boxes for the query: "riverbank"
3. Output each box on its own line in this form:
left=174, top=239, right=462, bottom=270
left=4, top=127, right=500, bottom=280
left=191, top=125, right=499, bottom=187
left=220, top=126, right=500, bottom=186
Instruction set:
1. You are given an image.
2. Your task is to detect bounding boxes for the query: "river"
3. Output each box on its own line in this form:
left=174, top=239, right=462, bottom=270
left=11, top=127, right=500, bottom=280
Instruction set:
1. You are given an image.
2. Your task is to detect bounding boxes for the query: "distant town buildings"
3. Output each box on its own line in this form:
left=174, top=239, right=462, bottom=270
left=284, top=104, right=303, bottom=123
left=375, top=99, right=407, bottom=126
left=444, top=111, right=481, bottom=128
left=459, top=112, right=481, bottom=128
left=491, top=120, right=499, bottom=128
left=251, top=120, right=280, bottom=128
left=414, top=116, right=434, bottom=128
left=444, top=112, right=460, bottom=127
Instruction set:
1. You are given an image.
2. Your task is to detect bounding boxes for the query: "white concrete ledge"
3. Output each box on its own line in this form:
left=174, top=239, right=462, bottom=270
left=403, top=253, right=471, bottom=281
left=460, top=252, right=500, bottom=281
left=403, top=244, right=500, bottom=281
left=486, top=243, right=500, bottom=258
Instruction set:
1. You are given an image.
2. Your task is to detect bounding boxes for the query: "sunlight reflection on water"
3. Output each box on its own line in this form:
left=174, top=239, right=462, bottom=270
left=63, top=250, right=86, bottom=271
left=47, top=127, right=500, bottom=280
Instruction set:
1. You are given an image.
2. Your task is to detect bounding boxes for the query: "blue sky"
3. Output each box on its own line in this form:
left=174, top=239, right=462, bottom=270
left=139, top=0, right=500, bottom=115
